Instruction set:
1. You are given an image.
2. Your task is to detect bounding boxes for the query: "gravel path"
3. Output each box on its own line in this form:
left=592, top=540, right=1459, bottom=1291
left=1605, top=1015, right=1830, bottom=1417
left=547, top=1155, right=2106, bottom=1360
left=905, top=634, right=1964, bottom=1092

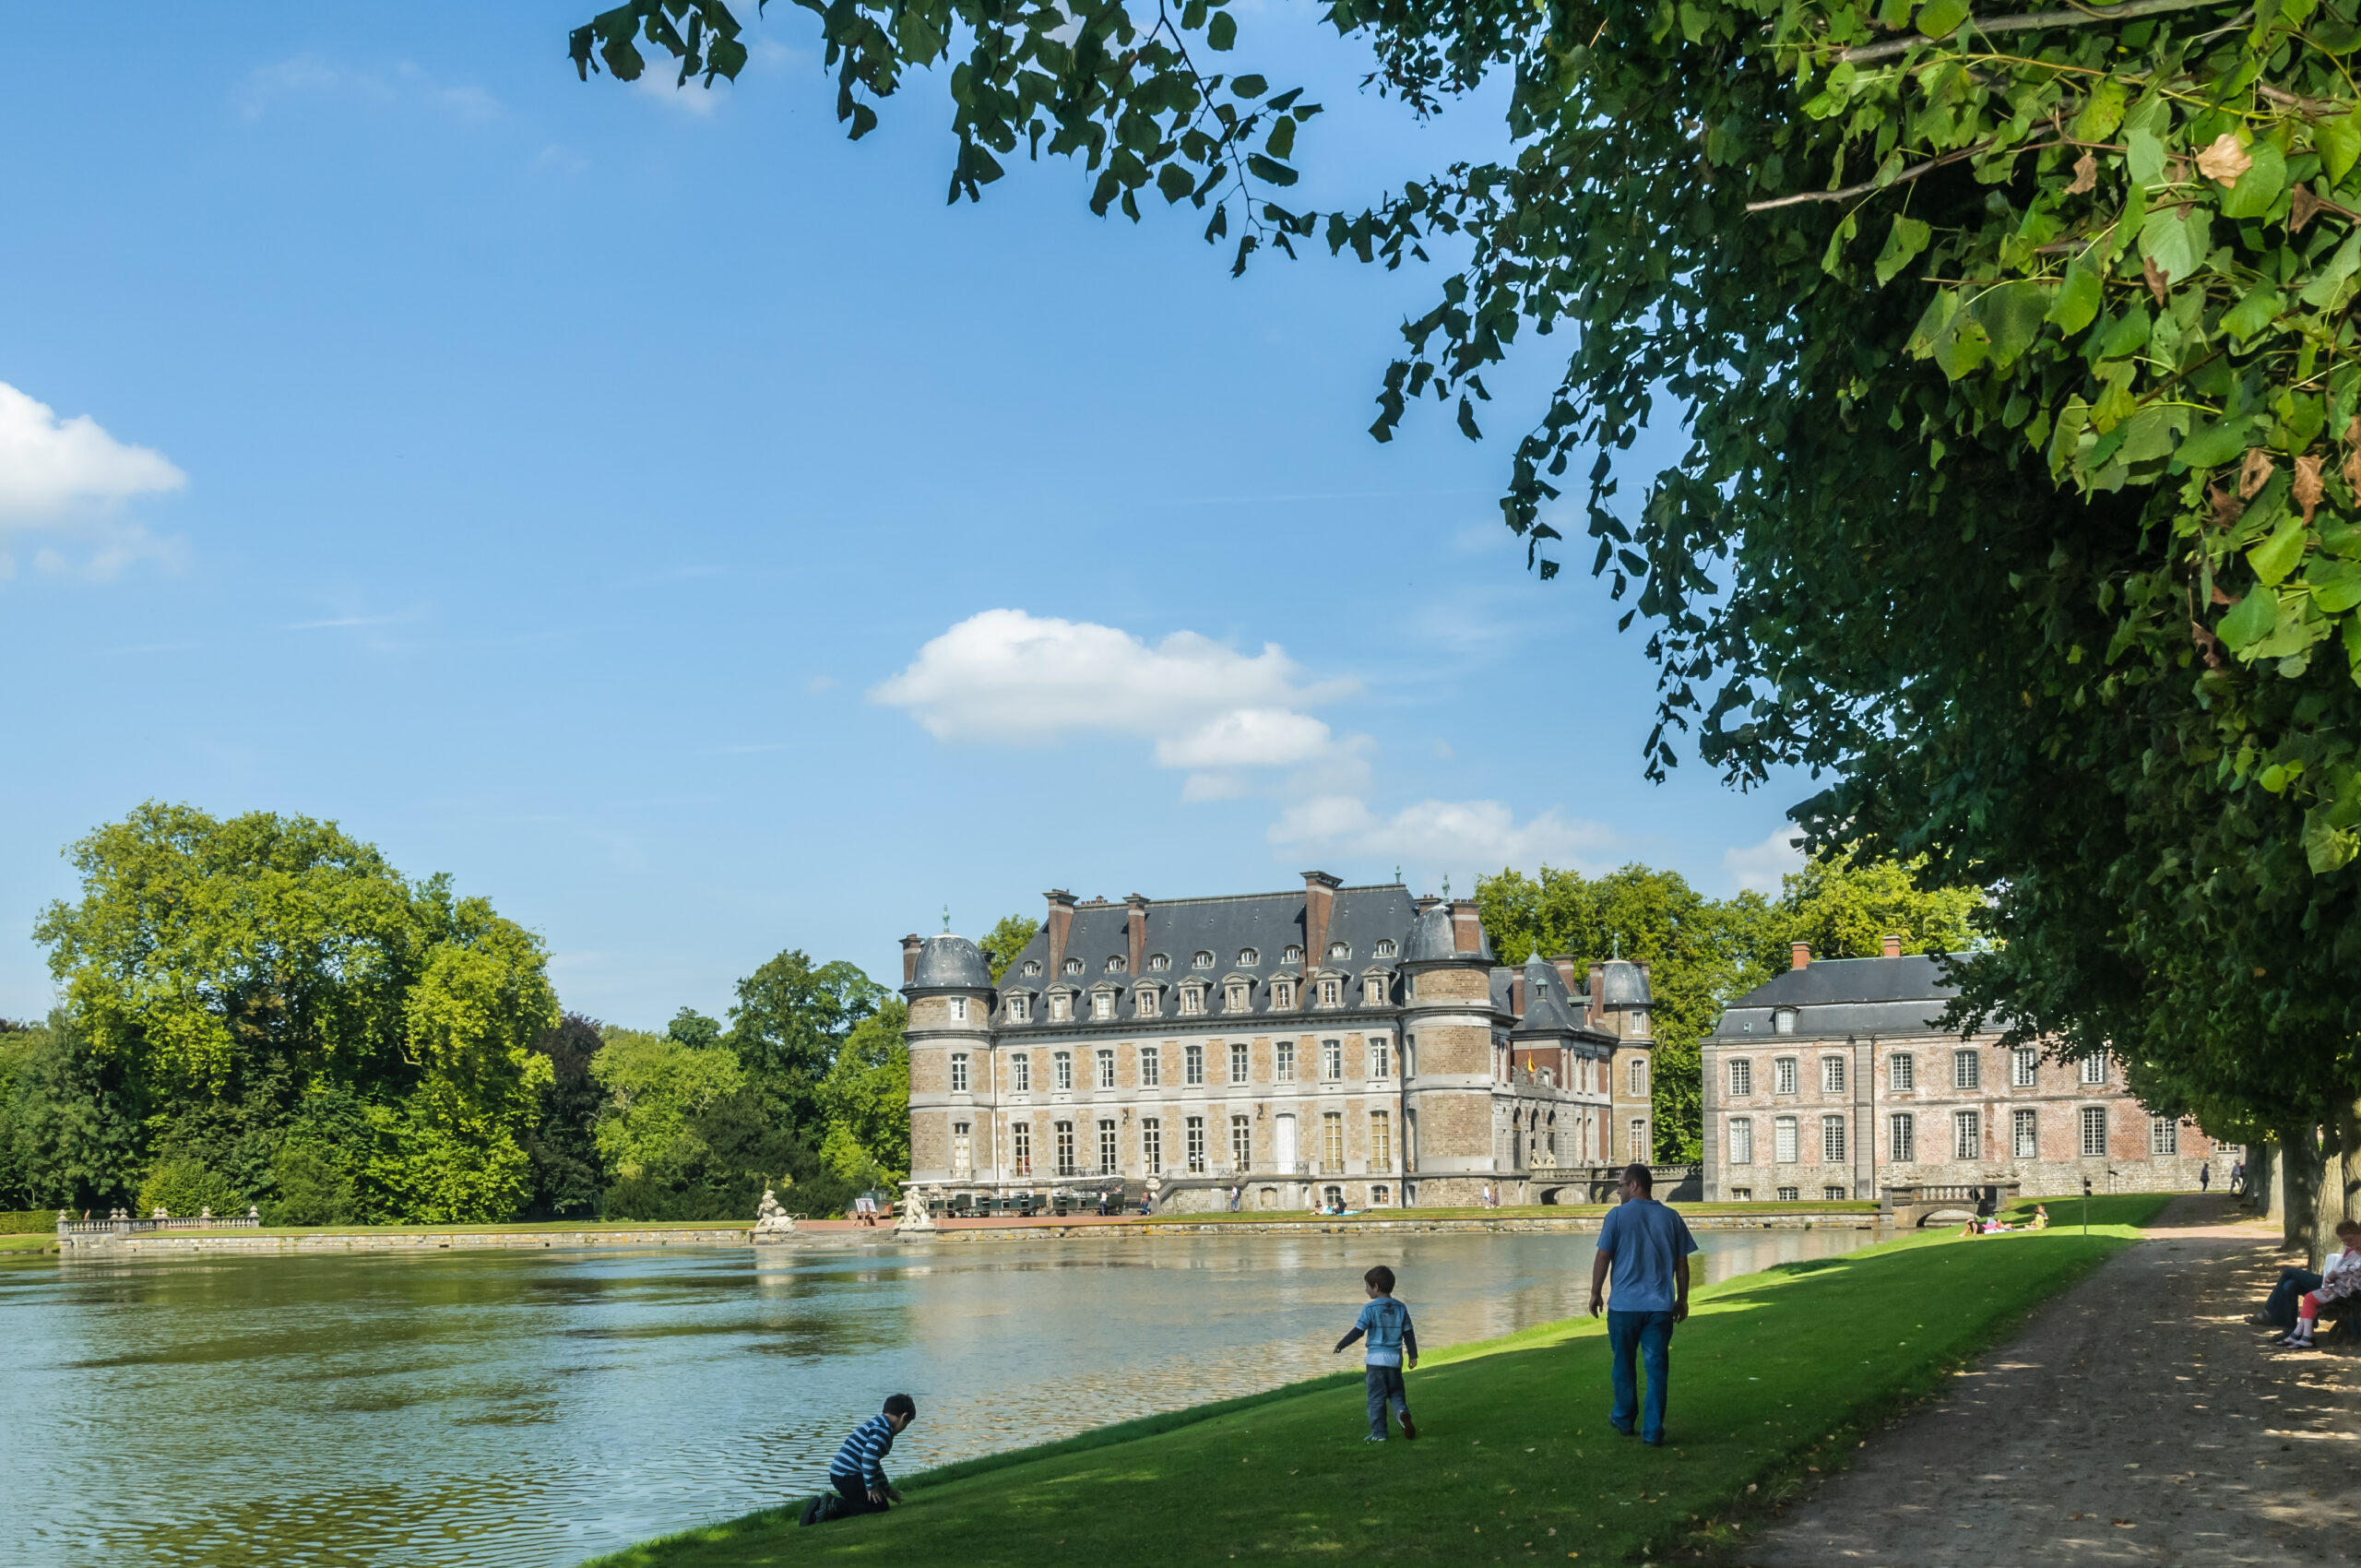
left=1741, top=1196, right=2356, bottom=1567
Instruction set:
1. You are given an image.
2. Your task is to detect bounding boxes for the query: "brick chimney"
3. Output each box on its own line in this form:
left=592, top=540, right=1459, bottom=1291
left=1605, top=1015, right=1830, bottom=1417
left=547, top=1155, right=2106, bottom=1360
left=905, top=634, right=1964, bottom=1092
left=1586, top=960, right=1607, bottom=1028
left=1126, top=894, right=1149, bottom=980
left=1449, top=900, right=1483, bottom=956
left=1046, top=889, right=1076, bottom=980
left=1881, top=932, right=1903, bottom=958
left=1551, top=955, right=1580, bottom=996
left=1791, top=941, right=1811, bottom=970
left=901, top=932, right=924, bottom=985
left=1302, top=871, right=1340, bottom=972
left=1510, top=967, right=1527, bottom=1017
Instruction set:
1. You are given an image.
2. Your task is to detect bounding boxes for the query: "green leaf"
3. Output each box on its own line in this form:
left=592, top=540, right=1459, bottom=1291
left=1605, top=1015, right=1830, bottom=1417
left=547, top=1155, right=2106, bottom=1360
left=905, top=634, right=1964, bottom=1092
left=1876, top=0, right=1912, bottom=25
left=2219, top=588, right=2282, bottom=649
left=2322, top=115, right=2361, bottom=184
left=1205, top=8, right=1237, bottom=49
left=1933, top=315, right=1991, bottom=380
left=1157, top=162, right=1195, bottom=204
left=1972, top=281, right=2049, bottom=368
left=2117, top=405, right=2180, bottom=465
left=2222, top=281, right=2283, bottom=342
left=2306, top=556, right=2361, bottom=613
left=1266, top=115, right=1296, bottom=160
left=2303, top=809, right=2358, bottom=873
left=2047, top=264, right=2101, bottom=334
left=2299, top=229, right=2361, bottom=307
left=1874, top=216, right=1932, bottom=286
left=2139, top=208, right=2207, bottom=287
left=1916, top=0, right=1973, bottom=38
left=1230, top=75, right=1267, bottom=99
left=2219, top=139, right=2286, bottom=220
left=2249, top=515, right=2312, bottom=586
left=2072, top=78, right=2127, bottom=144
left=1246, top=152, right=1297, bottom=186
left=1906, top=287, right=1959, bottom=357
left=2127, top=128, right=2166, bottom=185
left=2176, top=419, right=2250, bottom=470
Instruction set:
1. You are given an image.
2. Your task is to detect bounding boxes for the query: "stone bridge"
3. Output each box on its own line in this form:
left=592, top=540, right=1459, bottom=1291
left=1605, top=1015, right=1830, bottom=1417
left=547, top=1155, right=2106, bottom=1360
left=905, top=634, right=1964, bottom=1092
left=1880, top=1181, right=2022, bottom=1228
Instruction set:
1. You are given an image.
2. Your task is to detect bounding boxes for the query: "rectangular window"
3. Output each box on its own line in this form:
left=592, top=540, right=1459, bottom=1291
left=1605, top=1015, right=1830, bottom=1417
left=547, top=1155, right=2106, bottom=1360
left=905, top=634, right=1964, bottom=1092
left=2013, top=1108, right=2038, bottom=1159
left=1890, top=1053, right=1915, bottom=1091
left=1185, top=1045, right=1204, bottom=1087
left=1363, top=977, right=1384, bottom=1006
left=1319, top=979, right=1340, bottom=1007
left=1890, top=1112, right=1916, bottom=1162
left=2012, top=1047, right=2039, bottom=1087
left=1275, top=1040, right=1296, bottom=1081
left=1007, top=994, right=1029, bottom=1024
left=2150, top=1116, right=2178, bottom=1157
left=1728, top=1058, right=1753, bottom=1097
left=1185, top=1116, right=1207, bottom=1173
left=1630, top=1119, right=1651, bottom=1162
left=1226, top=981, right=1248, bottom=1013
left=2081, top=1105, right=2109, bottom=1158
left=1322, top=1039, right=1344, bottom=1080
left=1730, top=1187, right=1752, bottom=1202
left=1273, top=980, right=1295, bottom=1009
left=1180, top=988, right=1203, bottom=1016
left=1096, top=1049, right=1116, bottom=1090
left=1143, top=1118, right=1163, bottom=1171
left=1729, top=1117, right=1754, bottom=1165
left=1050, top=993, right=1072, bottom=1022
left=952, top=997, right=967, bottom=1022
left=949, top=1053, right=969, bottom=1093
left=1098, top=1120, right=1118, bottom=1175
left=1774, top=1057, right=1798, bottom=1095
left=1139, top=1047, right=1160, bottom=1087
left=1953, top=1049, right=1980, bottom=1090
left=2081, top=1053, right=2108, bottom=1086
left=1092, top=992, right=1113, bottom=1020
left=1777, top=1185, right=1799, bottom=1202
left=1013, top=1122, right=1032, bottom=1177
left=1953, top=1110, right=1981, bottom=1160
left=1630, top=1058, right=1649, bottom=1097
left=1369, top=1038, right=1391, bottom=1078
left=1321, top=1111, right=1345, bottom=1174
left=1229, top=1041, right=1249, bottom=1084
left=1369, top=1111, right=1393, bottom=1171
left=1824, top=1184, right=1848, bottom=1201
left=1136, top=988, right=1159, bottom=1018
left=1230, top=1114, right=1252, bottom=1171
left=952, top=1122, right=972, bottom=1177
left=1774, top=1115, right=1798, bottom=1163
left=1054, top=1051, right=1074, bottom=1092
left=1012, top=1053, right=1031, bottom=1093
left=1055, top=1121, right=1076, bottom=1176
left=1821, top=1056, right=1845, bottom=1096
left=1821, top=1114, right=1846, bottom=1164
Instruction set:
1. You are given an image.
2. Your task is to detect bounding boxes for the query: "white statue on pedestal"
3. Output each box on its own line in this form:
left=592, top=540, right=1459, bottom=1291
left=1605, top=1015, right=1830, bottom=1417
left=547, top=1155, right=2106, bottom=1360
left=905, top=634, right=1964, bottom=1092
left=894, top=1182, right=938, bottom=1235
left=753, top=1186, right=797, bottom=1241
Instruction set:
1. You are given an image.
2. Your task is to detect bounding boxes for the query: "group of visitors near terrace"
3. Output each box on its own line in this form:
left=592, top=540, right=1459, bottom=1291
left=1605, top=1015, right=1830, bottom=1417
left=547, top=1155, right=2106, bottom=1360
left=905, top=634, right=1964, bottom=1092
left=795, top=1162, right=1694, bottom=1526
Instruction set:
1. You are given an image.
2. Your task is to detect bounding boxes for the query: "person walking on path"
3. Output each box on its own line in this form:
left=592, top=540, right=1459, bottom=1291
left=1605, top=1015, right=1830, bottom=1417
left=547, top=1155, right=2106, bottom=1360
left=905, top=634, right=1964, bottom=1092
left=1335, top=1264, right=1418, bottom=1442
left=1588, top=1161, right=1698, bottom=1446
left=2199, top=1164, right=2211, bottom=1193
left=2230, top=1158, right=2247, bottom=1196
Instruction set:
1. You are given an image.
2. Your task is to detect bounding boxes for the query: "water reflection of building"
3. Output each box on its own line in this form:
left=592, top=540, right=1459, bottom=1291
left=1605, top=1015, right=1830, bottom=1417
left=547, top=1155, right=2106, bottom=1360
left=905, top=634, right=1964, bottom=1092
left=903, top=876, right=1660, bottom=1213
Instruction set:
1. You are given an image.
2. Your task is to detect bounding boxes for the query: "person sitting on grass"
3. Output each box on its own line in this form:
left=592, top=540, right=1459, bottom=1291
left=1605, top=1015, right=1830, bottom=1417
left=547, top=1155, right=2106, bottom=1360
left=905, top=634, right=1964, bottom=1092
left=2276, top=1219, right=2361, bottom=1349
left=801, top=1394, right=916, bottom=1526
left=2031, top=1205, right=2049, bottom=1229
left=1335, top=1264, right=1418, bottom=1443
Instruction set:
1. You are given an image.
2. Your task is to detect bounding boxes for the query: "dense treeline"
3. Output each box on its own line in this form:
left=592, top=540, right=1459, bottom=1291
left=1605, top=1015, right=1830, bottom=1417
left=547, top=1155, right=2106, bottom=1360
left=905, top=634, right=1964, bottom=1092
left=0, top=805, right=906, bottom=1224
left=1477, top=854, right=1982, bottom=1164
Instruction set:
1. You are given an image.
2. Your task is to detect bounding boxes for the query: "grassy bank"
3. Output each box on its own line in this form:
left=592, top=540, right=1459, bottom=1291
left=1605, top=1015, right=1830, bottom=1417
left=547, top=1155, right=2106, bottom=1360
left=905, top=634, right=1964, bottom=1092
left=584, top=1192, right=2171, bottom=1568
left=1141, top=1201, right=1883, bottom=1225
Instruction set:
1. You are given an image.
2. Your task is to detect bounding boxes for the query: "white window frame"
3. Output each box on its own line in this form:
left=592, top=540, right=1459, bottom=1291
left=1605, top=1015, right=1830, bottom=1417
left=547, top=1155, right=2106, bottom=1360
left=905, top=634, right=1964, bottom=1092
left=1142, top=1118, right=1162, bottom=1172
left=950, top=1053, right=969, bottom=1093
left=1774, top=1056, right=1798, bottom=1095
left=1630, top=1118, right=1651, bottom=1162
left=1319, top=979, right=1340, bottom=1007
left=1184, top=1044, right=1204, bottom=1087
left=1776, top=1185, right=1799, bottom=1202
left=1821, top=1055, right=1845, bottom=1096
left=952, top=1121, right=972, bottom=1177
left=1012, top=1053, right=1031, bottom=1093
left=1050, top=992, right=1073, bottom=1023
left=1230, top=1114, right=1252, bottom=1170
left=1054, top=1051, right=1074, bottom=1091
left=1821, top=1114, right=1846, bottom=1163
left=1007, top=993, right=1030, bottom=1024
left=1055, top=1120, right=1077, bottom=1176
left=2011, top=1046, right=2039, bottom=1087
left=1363, top=976, right=1386, bottom=1005
left=1890, top=1052, right=1915, bottom=1091
left=1282, top=944, right=1303, bottom=964
left=1136, top=987, right=1160, bottom=1019
left=1369, top=1110, right=1393, bottom=1171
left=1098, top=1120, right=1118, bottom=1174
left=1367, top=1038, right=1391, bottom=1079
left=1320, top=1111, right=1345, bottom=1174
left=1953, top=1109, right=1981, bottom=1160
left=1953, top=1049, right=1981, bottom=1090
left=2150, top=1116, right=2178, bottom=1157
left=2013, top=1107, right=2038, bottom=1159
left=1728, top=1058, right=1753, bottom=1097
left=952, top=997, right=967, bottom=1022
left=1729, top=1116, right=1754, bottom=1165
left=1630, top=1058, right=1649, bottom=1097
left=2080, top=1105, right=2109, bottom=1158
left=1186, top=1116, right=1207, bottom=1173
left=1322, top=1039, right=1344, bottom=1081
left=2081, top=1053, right=2108, bottom=1086
left=1774, top=1115, right=1798, bottom=1163
left=1180, top=985, right=1205, bottom=1017
left=1096, top=1049, right=1116, bottom=1090
left=1228, top=1041, right=1249, bottom=1084
left=1890, top=1111, right=1915, bottom=1162
left=1092, top=992, right=1114, bottom=1021
left=1275, top=1039, right=1296, bottom=1081
left=1139, top=1047, right=1160, bottom=1087
left=1225, top=981, right=1249, bottom=1013
left=1192, top=951, right=1215, bottom=969
left=1013, top=1122, right=1032, bottom=1176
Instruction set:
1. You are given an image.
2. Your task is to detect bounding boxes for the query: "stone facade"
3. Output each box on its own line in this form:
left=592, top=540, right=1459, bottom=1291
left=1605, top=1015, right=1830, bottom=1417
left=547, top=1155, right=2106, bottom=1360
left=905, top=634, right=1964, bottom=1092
left=904, top=876, right=1658, bottom=1212
left=1701, top=944, right=2224, bottom=1204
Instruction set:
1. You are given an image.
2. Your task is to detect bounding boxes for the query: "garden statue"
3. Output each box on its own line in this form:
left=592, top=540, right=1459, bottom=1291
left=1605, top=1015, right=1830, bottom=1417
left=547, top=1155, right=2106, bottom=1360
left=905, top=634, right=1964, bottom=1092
left=752, top=1186, right=796, bottom=1241
left=198, top=1207, right=212, bottom=1220
left=894, top=1182, right=937, bottom=1235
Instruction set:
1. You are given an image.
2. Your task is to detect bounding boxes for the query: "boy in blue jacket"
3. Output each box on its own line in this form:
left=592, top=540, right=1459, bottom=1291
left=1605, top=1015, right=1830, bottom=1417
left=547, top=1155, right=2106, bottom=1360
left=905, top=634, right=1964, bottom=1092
left=1334, top=1265, right=1418, bottom=1442
left=801, top=1394, right=915, bottom=1525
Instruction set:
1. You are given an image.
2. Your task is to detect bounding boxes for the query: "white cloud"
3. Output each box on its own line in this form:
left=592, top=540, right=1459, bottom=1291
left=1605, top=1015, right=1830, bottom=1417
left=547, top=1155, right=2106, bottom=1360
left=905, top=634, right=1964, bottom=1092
left=1154, top=708, right=1335, bottom=769
left=1272, top=796, right=1616, bottom=874
left=1725, top=826, right=1805, bottom=894
left=0, top=383, right=185, bottom=524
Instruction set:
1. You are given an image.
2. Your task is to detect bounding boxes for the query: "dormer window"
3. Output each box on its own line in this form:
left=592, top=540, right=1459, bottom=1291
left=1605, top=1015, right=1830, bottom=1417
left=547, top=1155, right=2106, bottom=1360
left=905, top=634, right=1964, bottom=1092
left=1180, top=984, right=1206, bottom=1016
left=1373, top=939, right=1396, bottom=958
left=1092, top=992, right=1115, bottom=1021
left=1106, top=956, right=1127, bottom=973
left=1272, top=979, right=1297, bottom=1009
left=1318, top=979, right=1340, bottom=1007
left=1136, top=986, right=1160, bottom=1018
left=1238, top=948, right=1260, bottom=967
left=1327, top=941, right=1350, bottom=959
left=1192, top=951, right=1215, bottom=968
left=1023, top=959, right=1041, bottom=977
left=1362, top=976, right=1387, bottom=1006
left=1063, top=957, right=1085, bottom=976
left=1006, top=993, right=1030, bottom=1024
left=1050, top=992, right=1073, bottom=1023
left=1282, top=944, right=1303, bottom=964
left=1225, top=981, right=1250, bottom=1013
left=1148, top=953, right=1170, bottom=971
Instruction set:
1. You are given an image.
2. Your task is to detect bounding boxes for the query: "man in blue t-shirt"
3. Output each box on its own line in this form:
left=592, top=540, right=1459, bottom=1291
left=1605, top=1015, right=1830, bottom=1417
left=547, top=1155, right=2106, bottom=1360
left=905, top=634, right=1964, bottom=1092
left=1589, top=1162, right=1699, bottom=1446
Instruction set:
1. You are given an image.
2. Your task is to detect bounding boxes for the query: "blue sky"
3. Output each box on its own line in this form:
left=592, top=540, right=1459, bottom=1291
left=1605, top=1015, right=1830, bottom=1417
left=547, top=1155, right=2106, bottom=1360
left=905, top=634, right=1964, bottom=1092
left=0, top=5, right=1804, bottom=1028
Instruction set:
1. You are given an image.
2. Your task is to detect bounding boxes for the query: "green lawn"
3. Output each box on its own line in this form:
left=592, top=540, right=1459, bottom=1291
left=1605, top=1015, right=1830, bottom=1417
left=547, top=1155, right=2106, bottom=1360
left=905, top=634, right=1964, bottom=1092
left=584, top=1192, right=2170, bottom=1568
left=1141, top=1201, right=1883, bottom=1225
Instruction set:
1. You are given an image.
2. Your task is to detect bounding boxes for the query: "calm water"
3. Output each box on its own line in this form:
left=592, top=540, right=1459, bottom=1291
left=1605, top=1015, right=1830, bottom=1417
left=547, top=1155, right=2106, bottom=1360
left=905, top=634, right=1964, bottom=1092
left=0, top=1226, right=1879, bottom=1567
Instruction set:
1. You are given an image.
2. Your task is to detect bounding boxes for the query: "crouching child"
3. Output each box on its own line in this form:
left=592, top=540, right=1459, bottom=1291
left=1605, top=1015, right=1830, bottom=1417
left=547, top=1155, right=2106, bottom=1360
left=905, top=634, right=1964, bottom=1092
left=1335, top=1265, right=1418, bottom=1442
left=801, top=1394, right=915, bottom=1526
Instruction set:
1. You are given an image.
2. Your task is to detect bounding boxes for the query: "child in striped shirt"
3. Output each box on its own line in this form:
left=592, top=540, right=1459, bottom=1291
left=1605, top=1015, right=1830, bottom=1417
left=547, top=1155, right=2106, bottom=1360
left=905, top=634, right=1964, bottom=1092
left=801, top=1394, right=916, bottom=1526
left=1335, top=1265, right=1418, bottom=1442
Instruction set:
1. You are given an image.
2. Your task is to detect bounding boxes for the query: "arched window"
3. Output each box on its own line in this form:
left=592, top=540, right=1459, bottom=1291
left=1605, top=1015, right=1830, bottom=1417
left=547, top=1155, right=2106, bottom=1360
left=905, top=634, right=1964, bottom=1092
left=1192, top=950, right=1215, bottom=968
left=1327, top=941, right=1350, bottom=959
left=1148, top=953, right=1170, bottom=971
left=1022, top=959, right=1041, bottom=977
left=1106, top=955, right=1127, bottom=973
left=1063, top=957, right=1085, bottom=976
left=1373, top=939, right=1397, bottom=958
left=1282, top=944, right=1304, bottom=964
left=1238, top=948, right=1260, bottom=966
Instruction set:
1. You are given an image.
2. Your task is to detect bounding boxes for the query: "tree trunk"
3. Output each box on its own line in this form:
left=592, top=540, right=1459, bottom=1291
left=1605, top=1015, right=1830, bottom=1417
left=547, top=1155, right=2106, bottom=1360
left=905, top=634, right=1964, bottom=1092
left=2279, top=1123, right=2320, bottom=1257
left=2315, top=1116, right=2345, bottom=1270
left=2248, top=1139, right=2274, bottom=1218
left=2335, top=1095, right=2361, bottom=1226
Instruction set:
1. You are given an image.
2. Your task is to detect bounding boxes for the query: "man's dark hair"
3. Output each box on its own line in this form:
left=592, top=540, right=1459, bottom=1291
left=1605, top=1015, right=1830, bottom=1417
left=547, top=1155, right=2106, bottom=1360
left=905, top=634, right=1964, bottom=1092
left=884, top=1393, right=917, bottom=1420
left=1364, top=1265, right=1395, bottom=1293
left=1621, top=1162, right=1654, bottom=1194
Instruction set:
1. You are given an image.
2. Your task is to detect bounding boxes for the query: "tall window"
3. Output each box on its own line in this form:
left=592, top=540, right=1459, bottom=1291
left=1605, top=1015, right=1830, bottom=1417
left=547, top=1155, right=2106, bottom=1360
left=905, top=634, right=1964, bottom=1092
left=1050, top=993, right=1072, bottom=1022
left=2011, top=1047, right=2039, bottom=1087
left=1140, top=1047, right=1160, bottom=1087
left=1774, top=1057, right=1798, bottom=1095
left=2081, top=1105, right=2109, bottom=1157
left=1369, top=1111, right=1393, bottom=1171
left=1323, top=1039, right=1344, bottom=1080
left=1012, top=1053, right=1031, bottom=1093
left=1226, top=981, right=1249, bottom=1013
left=1363, top=976, right=1387, bottom=1005
left=1180, top=986, right=1204, bottom=1016
left=1092, top=992, right=1113, bottom=1021
left=1321, top=1111, right=1346, bottom=1173
left=1821, top=1056, right=1845, bottom=1095
left=950, top=1053, right=969, bottom=1093
left=1319, top=979, right=1341, bottom=1007
left=1097, top=1120, right=1118, bottom=1174
left=1185, top=1044, right=1204, bottom=1086
left=2081, top=1053, right=2108, bottom=1086
left=1630, top=1119, right=1651, bottom=1162
left=2150, top=1116, right=2178, bottom=1156
left=1142, top=1118, right=1162, bottom=1172
left=1368, top=1038, right=1392, bottom=1078
left=1953, top=1049, right=1981, bottom=1090
left=1185, top=1116, right=1207, bottom=1172
left=1890, top=1053, right=1915, bottom=1091
left=1054, top=1051, right=1074, bottom=1091
left=952, top=997, right=967, bottom=1022
left=1729, top=1116, right=1754, bottom=1165
left=1630, top=1059, right=1649, bottom=1097
left=2013, top=1108, right=2038, bottom=1159
left=1013, top=1122, right=1032, bottom=1176
left=1007, top=994, right=1029, bottom=1024
left=1136, top=988, right=1159, bottom=1018
left=1890, top=1112, right=1916, bottom=1162
left=1096, top=1049, right=1116, bottom=1089
left=1275, top=1040, right=1296, bottom=1081
left=1272, top=979, right=1296, bottom=1009
left=1054, top=1120, right=1076, bottom=1176
left=952, top=1122, right=972, bottom=1176
left=1953, top=1110, right=1981, bottom=1160
left=1230, top=1114, right=1252, bottom=1170
left=1821, top=1115, right=1846, bottom=1163
left=1728, top=1059, right=1753, bottom=1097
left=1774, top=1115, right=1798, bottom=1163
left=1229, top=1042, right=1250, bottom=1083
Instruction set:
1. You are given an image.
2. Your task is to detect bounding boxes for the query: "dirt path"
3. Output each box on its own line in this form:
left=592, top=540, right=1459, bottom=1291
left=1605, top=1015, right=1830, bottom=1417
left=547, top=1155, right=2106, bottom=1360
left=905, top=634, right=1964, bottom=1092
left=1740, top=1196, right=2356, bottom=1567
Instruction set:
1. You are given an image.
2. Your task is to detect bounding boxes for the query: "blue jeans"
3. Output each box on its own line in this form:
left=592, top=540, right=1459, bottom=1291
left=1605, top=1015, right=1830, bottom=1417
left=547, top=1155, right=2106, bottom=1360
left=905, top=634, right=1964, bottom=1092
left=2263, top=1268, right=2323, bottom=1329
left=1607, top=1309, right=1677, bottom=1441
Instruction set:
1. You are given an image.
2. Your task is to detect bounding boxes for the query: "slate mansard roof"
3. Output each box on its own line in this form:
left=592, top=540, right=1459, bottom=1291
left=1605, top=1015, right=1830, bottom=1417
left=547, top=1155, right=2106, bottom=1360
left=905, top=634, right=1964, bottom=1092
left=908, top=933, right=992, bottom=990
left=1708, top=953, right=1968, bottom=1042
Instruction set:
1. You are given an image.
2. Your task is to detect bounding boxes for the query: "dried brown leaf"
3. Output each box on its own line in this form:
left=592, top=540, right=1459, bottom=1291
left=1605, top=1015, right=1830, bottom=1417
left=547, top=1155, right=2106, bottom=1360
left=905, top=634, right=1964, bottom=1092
left=2068, top=151, right=2097, bottom=196
left=2346, top=415, right=2361, bottom=447
left=2143, top=255, right=2168, bottom=304
left=2197, top=133, right=2253, bottom=187
left=2209, top=483, right=2245, bottom=529
left=2295, top=453, right=2324, bottom=523
left=2292, top=184, right=2323, bottom=233
left=2343, top=445, right=2361, bottom=497
left=2240, top=447, right=2277, bottom=500
left=2191, top=620, right=2225, bottom=668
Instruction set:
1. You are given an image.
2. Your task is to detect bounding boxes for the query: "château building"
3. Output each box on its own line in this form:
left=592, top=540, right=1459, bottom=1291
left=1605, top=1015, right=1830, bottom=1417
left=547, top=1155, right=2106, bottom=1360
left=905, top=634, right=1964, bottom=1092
left=902, top=876, right=1660, bottom=1212
left=1700, top=941, right=2225, bottom=1203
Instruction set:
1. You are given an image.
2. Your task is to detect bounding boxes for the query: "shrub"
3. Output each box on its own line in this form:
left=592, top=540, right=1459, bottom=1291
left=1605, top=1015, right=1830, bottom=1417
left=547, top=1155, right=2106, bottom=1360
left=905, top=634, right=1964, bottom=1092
left=261, top=1142, right=356, bottom=1227
left=136, top=1153, right=246, bottom=1218
left=0, top=1210, right=59, bottom=1234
